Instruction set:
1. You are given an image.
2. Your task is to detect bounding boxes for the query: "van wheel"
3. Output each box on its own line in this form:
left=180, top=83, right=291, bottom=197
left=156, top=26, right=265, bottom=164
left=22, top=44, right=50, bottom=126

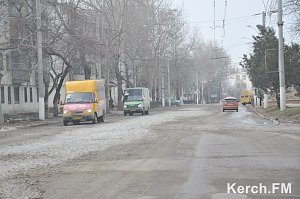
left=129, top=113, right=133, bottom=116
left=142, top=108, right=145, bottom=115
left=236, top=109, right=239, bottom=112
left=92, top=113, right=97, bottom=124
left=124, top=112, right=127, bottom=116
left=63, top=121, right=68, bottom=126
left=145, top=107, right=149, bottom=115
left=223, top=109, right=225, bottom=112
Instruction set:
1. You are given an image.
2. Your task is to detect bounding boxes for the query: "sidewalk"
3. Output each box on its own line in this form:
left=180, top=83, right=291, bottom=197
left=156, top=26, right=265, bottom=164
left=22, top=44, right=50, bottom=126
left=0, top=115, right=63, bottom=132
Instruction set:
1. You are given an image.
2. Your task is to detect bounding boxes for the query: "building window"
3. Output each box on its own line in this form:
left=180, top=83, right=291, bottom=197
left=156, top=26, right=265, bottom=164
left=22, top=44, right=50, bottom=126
left=0, top=53, right=3, bottom=70
left=24, top=87, right=28, bottom=103
left=1, top=87, right=4, bottom=103
left=30, top=87, right=33, bottom=102
left=37, top=88, right=39, bottom=102
left=14, top=87, right=19, bottom=104
left=8, top=87, right=11, bottom=104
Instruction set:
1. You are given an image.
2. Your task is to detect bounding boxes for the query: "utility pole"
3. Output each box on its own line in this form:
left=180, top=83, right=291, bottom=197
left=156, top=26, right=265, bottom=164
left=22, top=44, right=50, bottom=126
left=262, top=11, right=268, bottom=108
left=0, top=74, right=3, bottom=126
left=201, top=81, right=204, bottom=104
left=278, top=0, right=286, bottom=111
left=196, top=72, right=199, bottom=104
left=103, top=0, right=110, bottom=112
left=167, top=60, right=171, bottom=106
left=262, top=11, right=266, bottom=28
left=36, top=0, right=45, bottom=120
left=162, top=75, right=165, bottom=107
left=96, top=14, right=102, bottom=80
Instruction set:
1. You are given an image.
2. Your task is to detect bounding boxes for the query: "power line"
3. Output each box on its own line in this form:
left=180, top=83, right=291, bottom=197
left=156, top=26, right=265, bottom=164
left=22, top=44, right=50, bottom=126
left=188, top=14, right=261, bottom=25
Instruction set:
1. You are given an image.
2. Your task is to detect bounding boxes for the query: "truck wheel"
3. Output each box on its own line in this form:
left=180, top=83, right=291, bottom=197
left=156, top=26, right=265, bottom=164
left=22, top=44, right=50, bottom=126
left=145, top=107, right=149, bottom=115
left=129, top=113, right=133, bottom=116
left=92, top=113, right=97, bottom=124
left=142, top=108, right=145, bottom=115
left=124, top=112, right=127, bottom=116
left=63, top=121, right=68, bottom=126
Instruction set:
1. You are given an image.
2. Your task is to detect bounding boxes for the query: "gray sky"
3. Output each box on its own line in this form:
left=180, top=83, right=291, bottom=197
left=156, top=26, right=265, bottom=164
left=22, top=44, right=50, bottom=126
left=171, top=0, right=282, bottom=67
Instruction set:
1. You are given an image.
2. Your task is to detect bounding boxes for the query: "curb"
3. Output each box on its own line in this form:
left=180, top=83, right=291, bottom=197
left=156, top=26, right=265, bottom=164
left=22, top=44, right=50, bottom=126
left=27, top=121, right=61, bottom=128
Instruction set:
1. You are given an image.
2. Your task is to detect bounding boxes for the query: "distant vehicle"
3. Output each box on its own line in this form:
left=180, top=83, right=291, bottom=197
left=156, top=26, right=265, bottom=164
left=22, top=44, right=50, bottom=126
left=223, top=96, right=239, bottom=112
left=167, top=98, right=182, bottom=106
left=123, top=87, right=150, bottom=116
left=63, top=80, right=106, bottom=126
left=240, top=89, right=254, bottom=105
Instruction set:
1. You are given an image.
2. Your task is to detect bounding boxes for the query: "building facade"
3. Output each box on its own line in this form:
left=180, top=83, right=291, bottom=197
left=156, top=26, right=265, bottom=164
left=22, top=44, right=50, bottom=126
left=0, top=0, right=39, bottom=115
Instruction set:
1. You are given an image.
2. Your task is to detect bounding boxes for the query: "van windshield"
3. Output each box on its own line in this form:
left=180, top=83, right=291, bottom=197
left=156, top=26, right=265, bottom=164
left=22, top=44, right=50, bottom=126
left=124, top=89, right=143, bottom=101
left=65, top=92, right=93, bottom=104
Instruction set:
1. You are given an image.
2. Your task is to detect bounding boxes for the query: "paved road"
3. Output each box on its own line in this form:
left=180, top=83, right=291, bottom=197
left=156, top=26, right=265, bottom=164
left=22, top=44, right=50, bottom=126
left=0, top=105, right=299, bottom=199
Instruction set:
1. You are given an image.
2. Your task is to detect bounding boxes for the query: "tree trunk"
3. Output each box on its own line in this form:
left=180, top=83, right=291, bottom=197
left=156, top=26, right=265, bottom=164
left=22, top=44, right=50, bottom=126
left=80, top=49, right=91, bottom=80
left=113, top=53, right=123, bottom=111
left=44, top=72, right=51, bottom=118
left=53, top=67, right=70, bottom=116
left=115, top=66, right=123, bottom=111
left=44, top=82, right=49, bottom=118
left=275, top=91, right=280, bottom=108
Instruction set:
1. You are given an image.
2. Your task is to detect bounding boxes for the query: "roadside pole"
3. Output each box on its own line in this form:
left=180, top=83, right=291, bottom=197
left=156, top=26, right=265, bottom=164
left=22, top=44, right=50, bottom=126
left=162, top=75, right=165, bottom=107
left=278, top=0, right=286, bottom=111
left=201, top=81, right=204, bottom=104
left=36, top=0, right=45, bottom=120
left=0, top=74, right=3, bottom=126
left=264, top=94, right=268, bottom=108
left=196, top=72, right=199, bottom=104
left=167, top=60, right=171, bottom=106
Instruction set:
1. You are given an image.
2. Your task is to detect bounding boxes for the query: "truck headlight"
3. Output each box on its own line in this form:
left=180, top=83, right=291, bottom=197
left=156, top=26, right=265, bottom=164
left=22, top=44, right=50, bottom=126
left=138, top=104, right=142, bottom=108
left=124, top=105, right=127, bottom=108
left=87, top=109, right=92, bottom=113
left=63, top=110, right=68, bottom=114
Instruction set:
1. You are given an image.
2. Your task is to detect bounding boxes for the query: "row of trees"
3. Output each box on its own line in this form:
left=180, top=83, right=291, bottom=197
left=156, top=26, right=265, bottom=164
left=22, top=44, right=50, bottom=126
left=0, top=0, right=230, bottom=116
left=240, top=25, right=300, bottom=107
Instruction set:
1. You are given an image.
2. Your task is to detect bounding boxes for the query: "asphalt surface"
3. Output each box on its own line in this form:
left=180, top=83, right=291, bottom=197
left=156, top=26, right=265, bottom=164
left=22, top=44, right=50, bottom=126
left=0, top=105, right=299, bottom=199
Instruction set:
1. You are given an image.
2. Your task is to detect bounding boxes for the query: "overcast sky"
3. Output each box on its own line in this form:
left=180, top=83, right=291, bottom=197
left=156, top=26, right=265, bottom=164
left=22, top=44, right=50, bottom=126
left=171, top=0, right=285, bottom=67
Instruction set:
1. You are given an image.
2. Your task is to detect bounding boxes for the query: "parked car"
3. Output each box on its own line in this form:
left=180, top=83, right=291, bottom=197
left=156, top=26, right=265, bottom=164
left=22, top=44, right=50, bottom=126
left=166, top=98, right=182, bottom=106
left=222, top=97, right=238, bottom=112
